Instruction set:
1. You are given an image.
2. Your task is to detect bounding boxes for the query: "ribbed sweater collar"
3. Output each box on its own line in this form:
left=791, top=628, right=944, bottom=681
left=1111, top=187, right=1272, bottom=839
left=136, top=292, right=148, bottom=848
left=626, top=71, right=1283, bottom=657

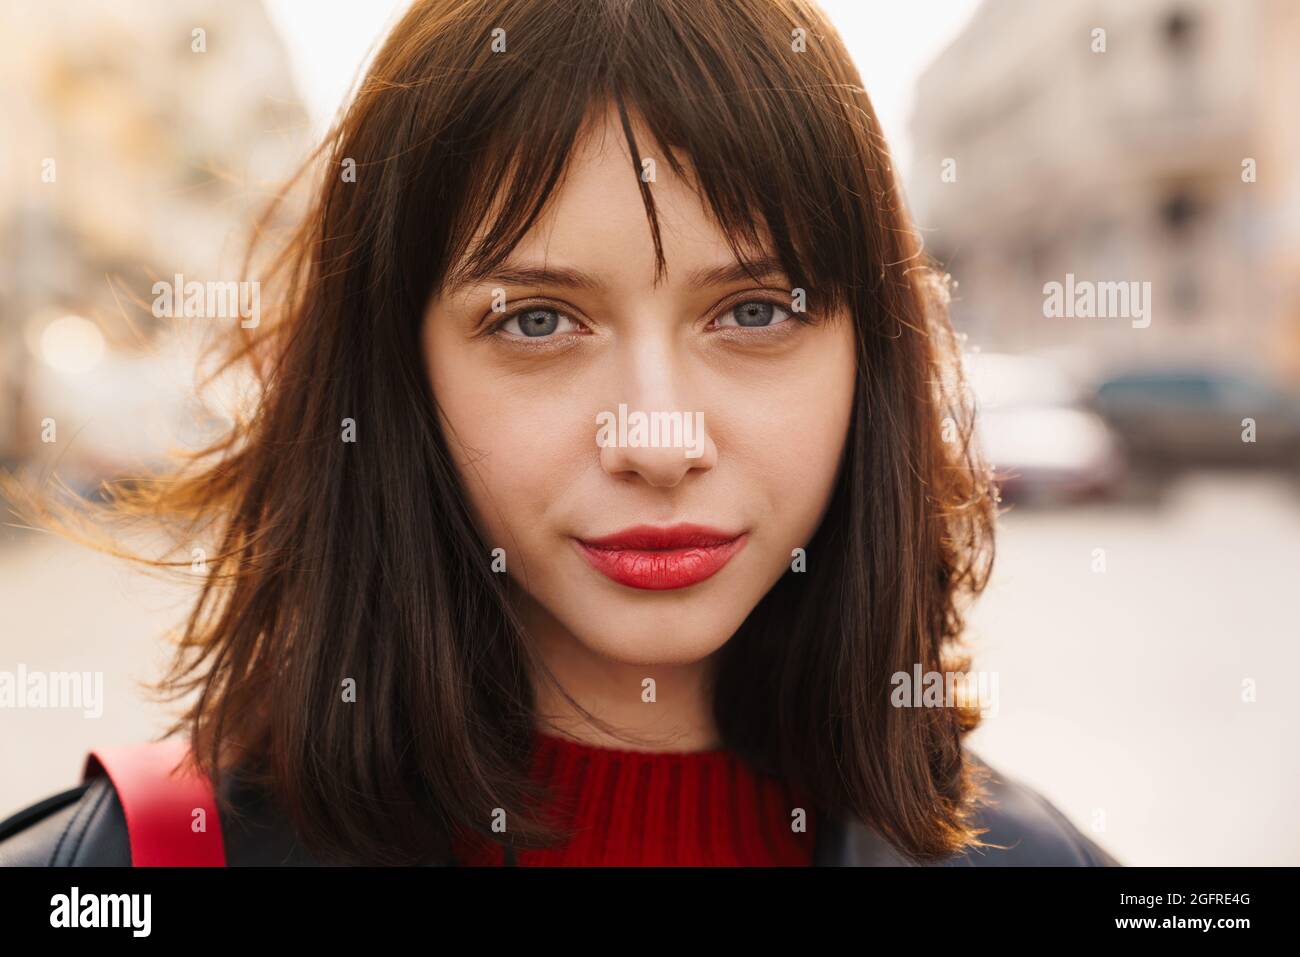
left=451, top=728, right=817, bottom=866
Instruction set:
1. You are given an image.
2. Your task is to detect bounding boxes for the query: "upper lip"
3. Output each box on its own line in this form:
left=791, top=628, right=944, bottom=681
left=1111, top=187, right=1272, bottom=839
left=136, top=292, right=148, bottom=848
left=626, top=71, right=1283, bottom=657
left=577, top=523, right=743, bottom=550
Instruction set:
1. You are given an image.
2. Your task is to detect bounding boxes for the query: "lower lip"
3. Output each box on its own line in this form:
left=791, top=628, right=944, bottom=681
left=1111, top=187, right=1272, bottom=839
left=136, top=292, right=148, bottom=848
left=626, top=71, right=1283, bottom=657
left=574, top=534, right=748, bottom=590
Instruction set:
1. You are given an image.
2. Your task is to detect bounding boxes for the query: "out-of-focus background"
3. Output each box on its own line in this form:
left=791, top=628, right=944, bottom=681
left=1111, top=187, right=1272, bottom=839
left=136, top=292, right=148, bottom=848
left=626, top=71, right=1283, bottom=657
left=2, top=0, right=1297, bottom=865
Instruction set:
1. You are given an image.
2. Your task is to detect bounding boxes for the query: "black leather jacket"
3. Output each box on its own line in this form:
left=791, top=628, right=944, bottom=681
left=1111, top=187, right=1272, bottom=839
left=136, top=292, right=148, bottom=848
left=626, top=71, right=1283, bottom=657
left=0, top=750, right=1120, bottom=866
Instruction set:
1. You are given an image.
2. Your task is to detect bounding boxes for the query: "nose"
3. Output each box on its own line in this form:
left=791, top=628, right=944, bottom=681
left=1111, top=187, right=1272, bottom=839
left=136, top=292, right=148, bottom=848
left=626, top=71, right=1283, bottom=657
left=596, top=341, right=717, bottom=488
left=598, top=409, right=718, bottom=487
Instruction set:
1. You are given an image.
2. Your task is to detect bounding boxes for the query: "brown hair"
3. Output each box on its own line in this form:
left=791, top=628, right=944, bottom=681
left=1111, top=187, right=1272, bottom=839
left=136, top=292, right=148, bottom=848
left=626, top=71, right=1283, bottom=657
left=7, top=0, right=997, bottom=864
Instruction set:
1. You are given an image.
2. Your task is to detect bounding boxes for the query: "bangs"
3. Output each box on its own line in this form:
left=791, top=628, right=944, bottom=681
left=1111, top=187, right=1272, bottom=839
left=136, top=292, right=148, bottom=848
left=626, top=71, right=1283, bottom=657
left=418, top=0, right=875, bottom=319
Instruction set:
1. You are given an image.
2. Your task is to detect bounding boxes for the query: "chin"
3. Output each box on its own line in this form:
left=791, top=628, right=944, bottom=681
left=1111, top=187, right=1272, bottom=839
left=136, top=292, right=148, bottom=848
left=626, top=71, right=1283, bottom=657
left=556, top=593, right=757, bottom=666
left=568, top=622, right=733, bottom=667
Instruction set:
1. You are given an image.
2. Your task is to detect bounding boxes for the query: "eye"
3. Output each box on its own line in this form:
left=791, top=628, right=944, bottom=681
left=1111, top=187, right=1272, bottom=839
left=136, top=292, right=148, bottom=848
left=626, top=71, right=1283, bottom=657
left=715, top=299, right=794, bottom=329
left=495, top=307, right=583, bottom=338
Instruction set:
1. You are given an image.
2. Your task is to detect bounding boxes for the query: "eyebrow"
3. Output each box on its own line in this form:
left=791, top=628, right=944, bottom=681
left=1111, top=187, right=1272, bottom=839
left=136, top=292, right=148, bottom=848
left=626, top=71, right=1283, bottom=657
left=445, top=255, right=790, bottom=295
left=688, top=256, right=789, bottom=288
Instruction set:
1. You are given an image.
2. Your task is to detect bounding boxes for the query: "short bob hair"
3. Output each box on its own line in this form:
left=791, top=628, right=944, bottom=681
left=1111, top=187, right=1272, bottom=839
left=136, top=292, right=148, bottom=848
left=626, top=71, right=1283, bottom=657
left=18, top=0, right=998, bottom=865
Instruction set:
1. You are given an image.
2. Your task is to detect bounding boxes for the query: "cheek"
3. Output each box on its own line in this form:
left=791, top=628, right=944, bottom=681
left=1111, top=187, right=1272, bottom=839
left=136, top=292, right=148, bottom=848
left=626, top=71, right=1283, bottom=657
left=723, top=326, right=856, bottom=527
left=426, top=344, right=585, bottom=543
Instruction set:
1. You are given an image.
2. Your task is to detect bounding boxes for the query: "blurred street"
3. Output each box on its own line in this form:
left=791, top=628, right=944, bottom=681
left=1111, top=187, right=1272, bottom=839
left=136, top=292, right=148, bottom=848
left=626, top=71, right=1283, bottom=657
left=965, top=469, right=1300, bottom=866
left=0, top=524, right=198, bottom=821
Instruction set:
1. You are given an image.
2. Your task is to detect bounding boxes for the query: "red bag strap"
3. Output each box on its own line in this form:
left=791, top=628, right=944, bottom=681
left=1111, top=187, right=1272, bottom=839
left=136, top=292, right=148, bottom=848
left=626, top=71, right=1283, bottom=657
left=82, top=738, right=227, bottom=867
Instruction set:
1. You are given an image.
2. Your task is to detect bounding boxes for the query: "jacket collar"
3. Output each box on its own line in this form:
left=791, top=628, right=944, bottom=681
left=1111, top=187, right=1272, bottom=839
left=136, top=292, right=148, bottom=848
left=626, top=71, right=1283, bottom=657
left=813, top=810, right=913, bottom=866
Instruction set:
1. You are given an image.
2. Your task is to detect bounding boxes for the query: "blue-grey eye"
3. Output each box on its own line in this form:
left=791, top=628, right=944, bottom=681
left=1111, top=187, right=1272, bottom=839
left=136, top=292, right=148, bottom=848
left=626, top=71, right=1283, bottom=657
left=500, top=308, right=579, bottom=338
left=718, top=300, right=792, bottom=328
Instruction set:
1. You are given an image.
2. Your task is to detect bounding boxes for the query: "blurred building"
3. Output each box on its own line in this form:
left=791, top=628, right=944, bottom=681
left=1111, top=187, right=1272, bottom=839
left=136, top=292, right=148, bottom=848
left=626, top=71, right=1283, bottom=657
left=908, top=0, right=1300, bottom=385
left=0, top=0, right=309, bottom=469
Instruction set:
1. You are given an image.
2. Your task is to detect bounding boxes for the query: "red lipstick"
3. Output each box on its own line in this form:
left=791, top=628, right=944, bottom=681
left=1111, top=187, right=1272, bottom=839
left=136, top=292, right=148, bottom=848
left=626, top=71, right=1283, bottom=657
left=574, top=524, right=747, bottom=590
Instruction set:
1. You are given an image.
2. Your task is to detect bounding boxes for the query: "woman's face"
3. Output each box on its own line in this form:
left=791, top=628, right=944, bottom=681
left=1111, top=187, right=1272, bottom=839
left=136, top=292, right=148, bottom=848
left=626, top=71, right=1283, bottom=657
left=424, top=106, right=856, bottom=667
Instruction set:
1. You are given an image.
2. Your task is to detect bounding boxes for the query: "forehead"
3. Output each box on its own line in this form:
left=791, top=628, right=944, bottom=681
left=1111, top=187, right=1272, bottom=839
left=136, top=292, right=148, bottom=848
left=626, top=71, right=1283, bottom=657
left=449, top=103, right=777, bottom=292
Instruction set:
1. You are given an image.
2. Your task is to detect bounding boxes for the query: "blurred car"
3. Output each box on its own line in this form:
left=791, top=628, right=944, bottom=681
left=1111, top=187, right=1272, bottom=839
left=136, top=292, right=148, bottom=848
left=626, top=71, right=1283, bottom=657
left=964, top=352, right=1126, bottom=503
left=1089, top=367, right=1300, bottom=468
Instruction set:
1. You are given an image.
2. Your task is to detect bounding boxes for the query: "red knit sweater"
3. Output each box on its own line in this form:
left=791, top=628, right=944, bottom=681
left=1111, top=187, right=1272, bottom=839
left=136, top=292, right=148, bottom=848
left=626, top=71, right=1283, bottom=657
left=451, top=728, right=817, bottom=866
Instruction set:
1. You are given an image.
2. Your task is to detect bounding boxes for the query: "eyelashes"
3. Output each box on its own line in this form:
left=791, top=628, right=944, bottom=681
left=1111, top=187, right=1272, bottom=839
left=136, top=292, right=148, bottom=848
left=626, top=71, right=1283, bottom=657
left=480, top=293, right=817, bottom=345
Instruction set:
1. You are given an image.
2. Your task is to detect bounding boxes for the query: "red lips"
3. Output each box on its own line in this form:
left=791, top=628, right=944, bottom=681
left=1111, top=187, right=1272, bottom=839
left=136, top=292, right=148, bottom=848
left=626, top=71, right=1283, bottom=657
left=574, top=524, right=747, bottom=590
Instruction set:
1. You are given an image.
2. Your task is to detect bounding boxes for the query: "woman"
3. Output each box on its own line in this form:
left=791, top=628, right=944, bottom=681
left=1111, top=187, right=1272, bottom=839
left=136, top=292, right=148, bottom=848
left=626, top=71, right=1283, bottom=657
left=1, top=0, right=1118, bottom=866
